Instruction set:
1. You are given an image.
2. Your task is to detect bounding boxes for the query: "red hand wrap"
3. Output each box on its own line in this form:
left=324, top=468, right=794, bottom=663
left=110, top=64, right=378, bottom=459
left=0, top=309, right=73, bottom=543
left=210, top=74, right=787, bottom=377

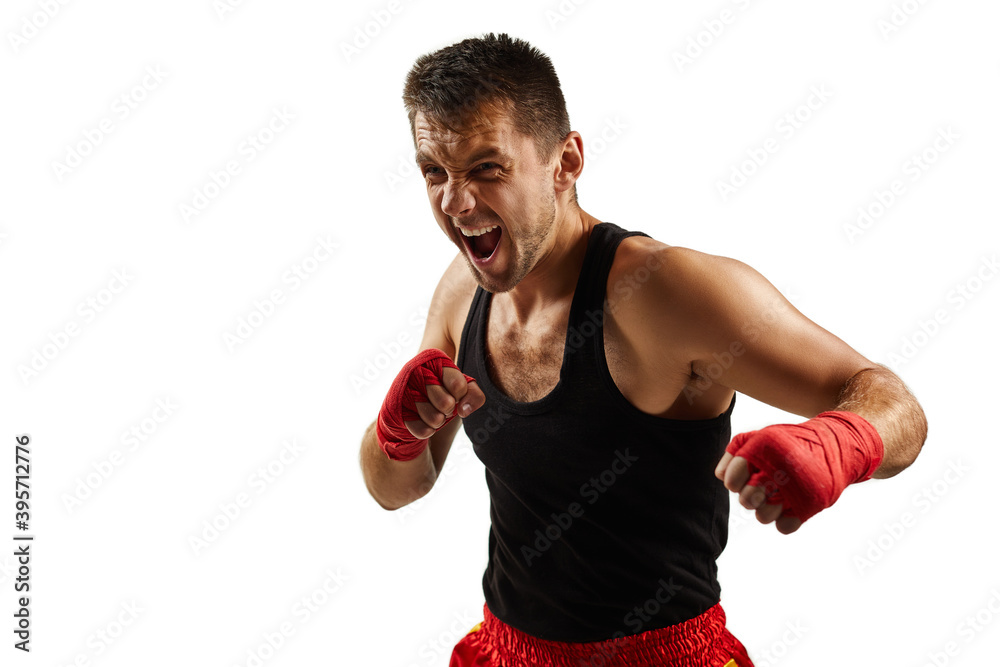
left=376, top=348, right=476, bottom=462
left=725, top=410, right=884, bottom=522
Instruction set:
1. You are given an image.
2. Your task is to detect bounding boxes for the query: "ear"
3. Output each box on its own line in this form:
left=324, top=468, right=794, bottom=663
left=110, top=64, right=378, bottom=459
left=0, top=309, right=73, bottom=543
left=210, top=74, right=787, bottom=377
left=552, top=131, right=584, bottom=195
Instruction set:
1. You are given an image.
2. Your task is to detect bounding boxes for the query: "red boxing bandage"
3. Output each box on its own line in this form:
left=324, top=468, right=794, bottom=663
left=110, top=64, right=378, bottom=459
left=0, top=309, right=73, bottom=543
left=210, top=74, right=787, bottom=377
left=725, top=411, right=884, bottom=522
left=376, top=348, right=476, bottom=462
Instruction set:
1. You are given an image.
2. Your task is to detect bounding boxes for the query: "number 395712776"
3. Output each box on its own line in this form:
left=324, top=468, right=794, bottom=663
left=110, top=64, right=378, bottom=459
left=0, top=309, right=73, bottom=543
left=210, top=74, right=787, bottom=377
left=15, top=434, right=32, bottom=532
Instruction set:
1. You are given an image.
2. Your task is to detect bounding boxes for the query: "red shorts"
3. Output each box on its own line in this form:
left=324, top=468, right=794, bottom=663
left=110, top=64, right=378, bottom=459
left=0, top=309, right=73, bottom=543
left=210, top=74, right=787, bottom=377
left=450, top=602, right=754, bottom=667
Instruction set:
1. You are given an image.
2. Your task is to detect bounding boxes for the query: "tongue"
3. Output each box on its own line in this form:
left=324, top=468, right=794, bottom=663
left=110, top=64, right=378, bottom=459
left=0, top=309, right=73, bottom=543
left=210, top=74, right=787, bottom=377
left=472, top=227, right=502, bottom=259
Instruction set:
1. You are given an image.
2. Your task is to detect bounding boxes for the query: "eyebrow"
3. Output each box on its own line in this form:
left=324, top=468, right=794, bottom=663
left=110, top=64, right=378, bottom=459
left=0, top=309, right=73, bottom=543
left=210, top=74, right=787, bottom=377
left=415, top=147, right=509, bottom=167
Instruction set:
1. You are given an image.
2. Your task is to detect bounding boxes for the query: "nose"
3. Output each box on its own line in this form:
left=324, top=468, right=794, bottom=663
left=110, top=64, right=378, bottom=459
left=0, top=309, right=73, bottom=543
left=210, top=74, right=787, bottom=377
left=441, top=179, right=475, bottom=218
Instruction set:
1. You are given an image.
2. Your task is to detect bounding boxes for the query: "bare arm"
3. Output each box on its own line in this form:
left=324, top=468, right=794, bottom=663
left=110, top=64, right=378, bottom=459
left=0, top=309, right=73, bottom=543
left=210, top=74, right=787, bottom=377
left=652, top=248, right=925, bottom=465
left=638, top=246, right=927, bottom=530
left=834, top=364, right=927, bottom=479
left=359, top=414, right=462, bottom=510
left=359, top=253, right=481, bottom=510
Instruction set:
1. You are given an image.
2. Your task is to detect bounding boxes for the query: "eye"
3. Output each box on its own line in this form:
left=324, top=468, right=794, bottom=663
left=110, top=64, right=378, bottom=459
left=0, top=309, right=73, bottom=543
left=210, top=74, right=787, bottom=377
left=422, top=166, right=444, bottom=179
left=476, top=162, right=500, bottom=172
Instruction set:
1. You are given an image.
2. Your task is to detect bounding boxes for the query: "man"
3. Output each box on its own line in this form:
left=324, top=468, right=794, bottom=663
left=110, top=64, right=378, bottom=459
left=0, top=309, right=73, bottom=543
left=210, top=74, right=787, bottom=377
left=359, top=33, right=927, bottom=667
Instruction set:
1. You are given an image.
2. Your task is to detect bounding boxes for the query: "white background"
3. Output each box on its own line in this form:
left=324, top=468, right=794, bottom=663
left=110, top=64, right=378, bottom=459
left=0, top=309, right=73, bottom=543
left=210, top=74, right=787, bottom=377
left=1, top=0, right=998, bottom=665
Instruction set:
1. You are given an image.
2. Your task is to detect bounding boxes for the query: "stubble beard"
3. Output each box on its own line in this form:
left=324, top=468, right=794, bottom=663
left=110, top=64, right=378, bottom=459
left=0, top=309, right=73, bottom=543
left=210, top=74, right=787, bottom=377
left=464, top=190, right=556, bottom=294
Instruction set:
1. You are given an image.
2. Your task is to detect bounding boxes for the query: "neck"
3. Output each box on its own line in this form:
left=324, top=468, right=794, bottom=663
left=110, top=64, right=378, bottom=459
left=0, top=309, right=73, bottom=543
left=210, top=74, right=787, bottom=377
left=499, top=207, right=601, bottom=326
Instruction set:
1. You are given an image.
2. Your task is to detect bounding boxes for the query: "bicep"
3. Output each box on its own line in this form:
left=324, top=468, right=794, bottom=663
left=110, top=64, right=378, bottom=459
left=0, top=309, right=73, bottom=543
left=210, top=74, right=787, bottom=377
left=663, top=249, right=874, bottom=418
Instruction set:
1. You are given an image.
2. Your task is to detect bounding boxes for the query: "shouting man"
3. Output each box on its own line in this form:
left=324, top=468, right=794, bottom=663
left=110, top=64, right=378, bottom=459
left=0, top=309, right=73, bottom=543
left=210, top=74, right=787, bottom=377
left=359, top=33, right=927, bottom=667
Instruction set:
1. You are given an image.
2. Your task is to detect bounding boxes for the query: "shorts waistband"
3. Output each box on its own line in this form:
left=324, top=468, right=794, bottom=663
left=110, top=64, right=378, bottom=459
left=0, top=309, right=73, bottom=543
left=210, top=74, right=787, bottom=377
left=478, top=601, right=743, bottom=667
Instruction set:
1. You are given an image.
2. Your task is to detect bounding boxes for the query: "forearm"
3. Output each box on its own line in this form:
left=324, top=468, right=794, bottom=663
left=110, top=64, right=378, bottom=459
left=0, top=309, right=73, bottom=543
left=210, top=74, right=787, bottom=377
left=835, top=364, right=928, bottom=478
left=359, top=420, right=437, bottom=510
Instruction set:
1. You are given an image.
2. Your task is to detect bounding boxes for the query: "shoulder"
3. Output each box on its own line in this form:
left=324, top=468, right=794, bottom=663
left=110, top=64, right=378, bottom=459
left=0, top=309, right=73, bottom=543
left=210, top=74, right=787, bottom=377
left=610, top=235, right=744, bottom=306
left=420, top=252, right=479, bottom=360
left=613, top=234, right=771, bottom=299
left=609, top=235, right=784, bottom=344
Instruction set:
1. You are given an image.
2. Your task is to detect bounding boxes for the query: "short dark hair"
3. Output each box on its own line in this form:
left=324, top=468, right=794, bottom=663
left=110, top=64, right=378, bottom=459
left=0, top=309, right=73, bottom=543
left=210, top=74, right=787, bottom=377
left=402, top=33, right=572, bottom=164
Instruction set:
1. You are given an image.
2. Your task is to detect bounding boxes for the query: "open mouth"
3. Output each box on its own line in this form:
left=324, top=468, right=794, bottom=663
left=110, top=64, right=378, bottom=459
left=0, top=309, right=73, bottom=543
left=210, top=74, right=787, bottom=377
left=459, top=225, right=503, bottom=261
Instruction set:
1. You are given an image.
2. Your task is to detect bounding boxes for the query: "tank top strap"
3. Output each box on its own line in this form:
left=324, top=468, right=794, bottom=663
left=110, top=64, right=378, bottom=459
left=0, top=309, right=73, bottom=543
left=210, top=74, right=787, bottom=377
left=562, top=222, right=651, bottom=378
left=456, top=280, right=486, bottom=372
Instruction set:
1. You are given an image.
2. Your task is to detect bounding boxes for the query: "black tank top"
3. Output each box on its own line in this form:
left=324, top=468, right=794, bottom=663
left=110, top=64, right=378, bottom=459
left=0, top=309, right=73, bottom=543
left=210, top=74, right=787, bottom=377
left=455, top=221, right=736, bottom=642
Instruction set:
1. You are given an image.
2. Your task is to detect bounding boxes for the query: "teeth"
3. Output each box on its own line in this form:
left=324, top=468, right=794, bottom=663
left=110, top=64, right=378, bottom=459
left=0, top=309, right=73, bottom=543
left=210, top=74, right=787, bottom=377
left=458, top=225, right=498, bottom=237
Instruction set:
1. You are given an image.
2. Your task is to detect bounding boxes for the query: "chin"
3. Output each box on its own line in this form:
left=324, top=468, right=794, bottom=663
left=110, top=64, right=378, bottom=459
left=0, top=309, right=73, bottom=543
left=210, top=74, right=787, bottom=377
left=463, top=257, right=514, bottom=294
